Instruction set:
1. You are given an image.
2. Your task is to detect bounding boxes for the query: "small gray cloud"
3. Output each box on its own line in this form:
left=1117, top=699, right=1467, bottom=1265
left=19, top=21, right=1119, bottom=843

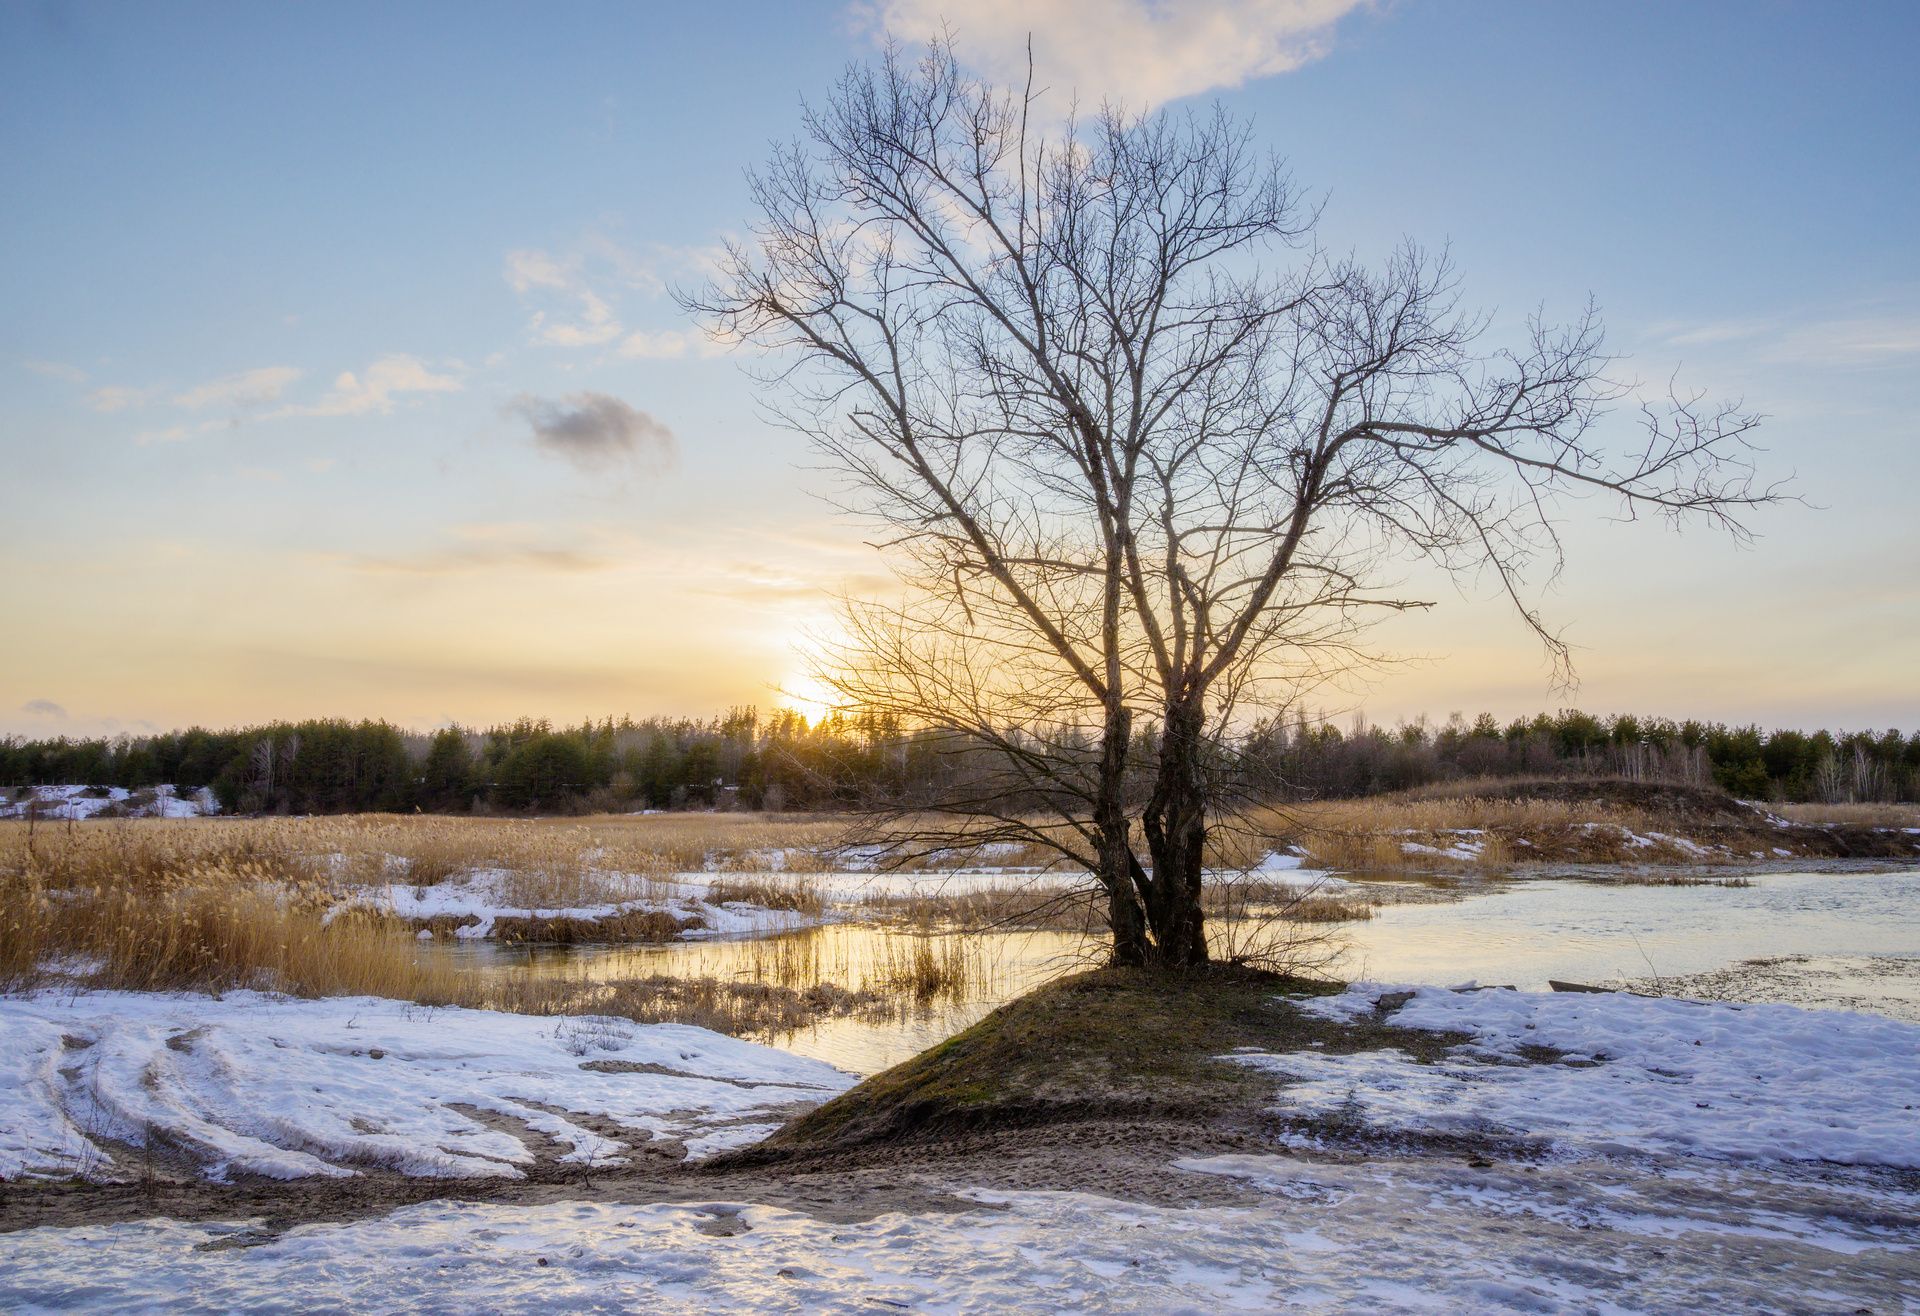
left=507, top=391, right=677, bottom=473
left=20, top=698, right=67, bottom=720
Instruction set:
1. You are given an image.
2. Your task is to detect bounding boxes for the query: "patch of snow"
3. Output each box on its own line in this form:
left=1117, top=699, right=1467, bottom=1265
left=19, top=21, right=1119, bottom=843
left=0, top=784, right=219, bottom=821
left=1244, top=984, right=1920, bottom=1168
left=1639, top=830, right=1714, bottom=857
left=3, top=1165, right=1912, bottom=1313
left=325, top=868, right=816, bottom=941
left=1400, top=839, right=1482, bottom=861
left=0, top=990, right=852, bottom=1182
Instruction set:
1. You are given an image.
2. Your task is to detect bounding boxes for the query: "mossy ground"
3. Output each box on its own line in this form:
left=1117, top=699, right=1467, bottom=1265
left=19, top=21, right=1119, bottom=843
left=731, top=965, right=1459, bottom=1162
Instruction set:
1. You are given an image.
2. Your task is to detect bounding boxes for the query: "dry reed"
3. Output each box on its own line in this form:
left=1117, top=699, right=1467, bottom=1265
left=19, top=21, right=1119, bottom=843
left=1769, top=801, right=1920, bottom=828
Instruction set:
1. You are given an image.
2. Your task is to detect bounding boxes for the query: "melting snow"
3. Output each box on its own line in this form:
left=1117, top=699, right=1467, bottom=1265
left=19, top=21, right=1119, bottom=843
left=2, top=1163, right=1912, bottom=1313
left=4, top=985, right=1915, bottom=1310
left=0, top=991, right=852, bottom=1182
left=1242, top=983, right=1920, bottom=1168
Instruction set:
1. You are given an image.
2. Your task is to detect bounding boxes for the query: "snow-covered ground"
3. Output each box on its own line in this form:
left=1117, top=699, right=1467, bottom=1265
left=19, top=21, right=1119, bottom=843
left=0, top=991, right=853, bottom=1182
left=1247, top=982, right=1920, bottom=1167
left=327, top=868, right=820, bottom=941
left=2, top=985, right=1914, bottom=1311
left=0, top=784, right=219, bottom=820
left=1, top=1150, right=1911, bottom=1312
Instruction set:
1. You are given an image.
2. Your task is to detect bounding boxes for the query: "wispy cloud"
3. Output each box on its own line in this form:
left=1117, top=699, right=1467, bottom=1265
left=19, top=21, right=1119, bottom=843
left=81, top=366, right=294, bottom=417
left=1648, top=307, right=1920, bottom=370
left=81, top=357, right=455, bottom=435
left=852, top=0, right=1369, bottom=110
left=132, top=422, right=216, bottom=446
left=21, top=359, right=87, bottom=384
left=1776, top=315, right=1920, bottom=368
left=278, top=354, right=463, bottom=417
left=695, top=563, right=897, bottom=605
left=503, top=248, right=575, bottom=294
left=617, top=328, right=727, bottom=360
left=503, top=232, right=722, bottom=354
left=332, top=522, right=619, bottom=576
left=88, top=384, right=161, bottom=413
left=349, top=545, right=614, bottom=576
left=507, top=391, right=678, bottom=473
left=4, top=700, right=156, bottom=738
left=530, top=290, right=623, bottom=347
left=173, top=365, right=304, bottom=411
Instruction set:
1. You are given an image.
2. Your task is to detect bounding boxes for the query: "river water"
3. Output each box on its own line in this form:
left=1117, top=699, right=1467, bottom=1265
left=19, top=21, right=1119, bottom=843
left=443, top=865, right=1920, bottom=1075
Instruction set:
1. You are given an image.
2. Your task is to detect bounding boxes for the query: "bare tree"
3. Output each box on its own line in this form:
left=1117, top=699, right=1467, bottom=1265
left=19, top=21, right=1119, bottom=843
left=689, top=41, right=1778, bottom=968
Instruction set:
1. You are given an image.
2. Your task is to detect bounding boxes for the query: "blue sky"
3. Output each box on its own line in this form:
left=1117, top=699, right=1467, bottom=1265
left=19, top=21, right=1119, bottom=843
left=3, top=0, right=1916, bottom=737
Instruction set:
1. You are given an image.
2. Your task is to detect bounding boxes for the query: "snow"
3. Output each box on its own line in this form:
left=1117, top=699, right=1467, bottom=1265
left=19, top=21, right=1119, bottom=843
left=0, top=784, right=218, bottom=820
left=1251, top=849, right=1305, bottom=872
left=325, top=868, right=819, bottom=941
left=3, top=1162, right=1912, bottom=1313
left=1240, top=983, right=1920, bottom=1168
left=1399, top=839, right=1483, bottom=861
left=2, top=984, right=1916, bottom=1311
left=0, top=990, right=852, bottom=1182
left=1624, top=829, right=1714, bottom=857
left=794, top=853, right=1335, bottom=904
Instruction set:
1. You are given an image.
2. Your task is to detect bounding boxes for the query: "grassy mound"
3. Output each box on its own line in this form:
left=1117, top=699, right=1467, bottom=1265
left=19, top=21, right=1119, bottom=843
left=731, top=966, right=1453, bottom=1161
left=1408, top=775, right=1757, bottom=822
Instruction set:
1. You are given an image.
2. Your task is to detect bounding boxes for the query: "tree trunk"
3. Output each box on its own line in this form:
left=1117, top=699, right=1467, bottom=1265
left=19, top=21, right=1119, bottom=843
left=1095, top=702, right=1149, bottom=966
left=1140, top=696, right=1210, bottom=967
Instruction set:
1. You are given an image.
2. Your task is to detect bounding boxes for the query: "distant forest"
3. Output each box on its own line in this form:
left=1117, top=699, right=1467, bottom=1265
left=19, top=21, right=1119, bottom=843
left=4, top=707, right=1918, bottom=815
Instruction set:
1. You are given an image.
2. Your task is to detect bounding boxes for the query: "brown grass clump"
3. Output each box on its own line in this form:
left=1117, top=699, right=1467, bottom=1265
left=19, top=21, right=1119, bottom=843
left=857, top=882, right=1105, bottom=933
left=476, top=973, right=889, bottom=1039
left=488, top=908, right=704, bottom=945
left=1608, top=873, right=1754, bottom=888
left=703, top=876, right=825, bottom=916
left=871, top=933, right=982, bottom=1001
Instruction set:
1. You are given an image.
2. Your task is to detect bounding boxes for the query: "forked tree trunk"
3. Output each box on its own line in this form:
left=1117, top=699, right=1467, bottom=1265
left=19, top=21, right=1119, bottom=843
left=1140, top=697, right=1211, bottom=967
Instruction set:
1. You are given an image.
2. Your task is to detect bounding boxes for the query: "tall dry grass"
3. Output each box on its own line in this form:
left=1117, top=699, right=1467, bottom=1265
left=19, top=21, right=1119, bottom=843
left=0, top=866, right=466, bottom=1000
left=856, top=876, right=1374, bottom=933
left=1769, top=801, right=1920, bottom=828
left=0, top=811, right=852, bottom=1001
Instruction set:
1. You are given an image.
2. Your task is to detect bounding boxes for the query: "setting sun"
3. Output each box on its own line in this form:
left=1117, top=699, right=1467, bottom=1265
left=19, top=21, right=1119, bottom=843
left=775, top=671, right=837, bottom=726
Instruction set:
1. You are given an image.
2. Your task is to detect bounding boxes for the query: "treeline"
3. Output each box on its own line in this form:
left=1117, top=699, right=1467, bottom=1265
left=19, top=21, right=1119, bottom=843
left=0, top=710, right=922, bottom=815
left=1243, top=710, right=1920, bottom=803
left=2, top=707, right=1917, bottom=815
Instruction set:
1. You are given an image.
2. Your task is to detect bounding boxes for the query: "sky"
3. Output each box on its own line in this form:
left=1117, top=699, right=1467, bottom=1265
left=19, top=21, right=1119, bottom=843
left=2, top=0, right=1916, bottom=739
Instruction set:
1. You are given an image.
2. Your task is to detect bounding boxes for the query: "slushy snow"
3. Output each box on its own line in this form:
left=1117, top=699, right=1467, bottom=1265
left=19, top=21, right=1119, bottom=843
left=2, top=1161, right=1912, bottom=1313
left=0, top=990, right=852, bottom=1182
left=1238, top=982, right=1920, bottom=1167
left=3, top=985, right=1915, bottom=1312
